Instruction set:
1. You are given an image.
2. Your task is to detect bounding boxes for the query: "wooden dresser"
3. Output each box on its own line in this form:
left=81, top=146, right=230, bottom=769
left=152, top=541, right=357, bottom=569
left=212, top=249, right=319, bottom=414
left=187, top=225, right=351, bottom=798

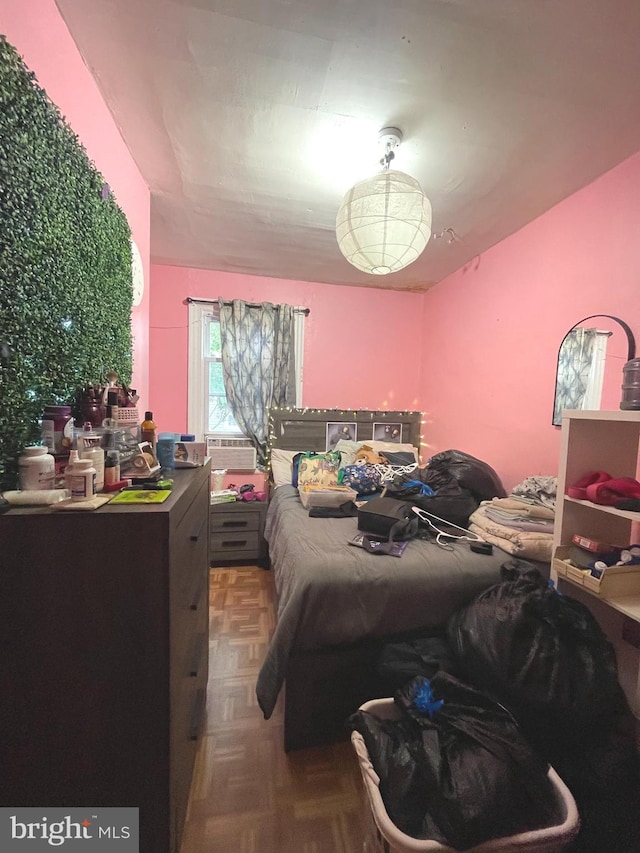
left=0, top=462, right=210, bottom=853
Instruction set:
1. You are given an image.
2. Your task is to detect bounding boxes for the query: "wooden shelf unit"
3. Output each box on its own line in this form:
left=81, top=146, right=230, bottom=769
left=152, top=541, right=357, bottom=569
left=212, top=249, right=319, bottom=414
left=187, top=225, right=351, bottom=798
left=553, top=409, right=640, bottom=717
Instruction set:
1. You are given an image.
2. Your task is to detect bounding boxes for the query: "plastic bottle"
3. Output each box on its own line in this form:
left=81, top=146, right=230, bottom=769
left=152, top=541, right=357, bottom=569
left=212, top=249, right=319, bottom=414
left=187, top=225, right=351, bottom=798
left=81, top=446, right=105, bottom=493
left=104, top=450, right=121, bottom=486
left=621, top=358, right=640, bottom=410
left=41, top=405, right=74, bottom=454
left=68, top=458, right=96, bottom=501
left=18, top=446, right=56, bottom=491
left=106, top=389, right=119, bottom=423
left=156, top=432, right=176, bottom=470
left=141, top=411, right=157, bottom=448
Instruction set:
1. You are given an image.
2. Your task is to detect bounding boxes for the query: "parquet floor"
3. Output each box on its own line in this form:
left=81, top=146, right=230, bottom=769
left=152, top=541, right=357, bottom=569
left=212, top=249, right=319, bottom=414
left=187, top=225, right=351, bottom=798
left=180, top=567, right=367, bottom=853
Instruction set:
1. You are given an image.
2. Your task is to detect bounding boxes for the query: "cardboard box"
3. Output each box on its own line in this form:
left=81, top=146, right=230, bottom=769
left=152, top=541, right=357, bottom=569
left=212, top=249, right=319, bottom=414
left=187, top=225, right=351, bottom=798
left=554, top=546, right=640, bottom=598
left=174, top=441, right=206, bottom=467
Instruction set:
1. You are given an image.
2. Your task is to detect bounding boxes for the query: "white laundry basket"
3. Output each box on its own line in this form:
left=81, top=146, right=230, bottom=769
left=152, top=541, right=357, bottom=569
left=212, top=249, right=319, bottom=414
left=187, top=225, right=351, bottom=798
left=351, top=698, right=580, bottom=853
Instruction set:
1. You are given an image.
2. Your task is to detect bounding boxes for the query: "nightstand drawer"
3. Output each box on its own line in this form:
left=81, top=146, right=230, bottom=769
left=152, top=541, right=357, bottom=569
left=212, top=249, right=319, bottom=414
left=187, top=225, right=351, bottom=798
left=210, top=511, right=260, bottom=533
left=211, top=529, right=260, bottom=554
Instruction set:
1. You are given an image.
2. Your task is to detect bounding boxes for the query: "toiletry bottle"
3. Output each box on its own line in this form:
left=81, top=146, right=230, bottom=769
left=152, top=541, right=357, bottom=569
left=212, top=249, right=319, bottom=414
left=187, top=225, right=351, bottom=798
left=107, top=389, right=119, bottom=424
left=81, top=445, right=105, bottom=493
left=104, top=450, right=121, bottom=486
left=141, top=411, right=157, bottom=448
left=18, top=446, right=56, bottom=491
left=68, top=458, right=96, bottom=501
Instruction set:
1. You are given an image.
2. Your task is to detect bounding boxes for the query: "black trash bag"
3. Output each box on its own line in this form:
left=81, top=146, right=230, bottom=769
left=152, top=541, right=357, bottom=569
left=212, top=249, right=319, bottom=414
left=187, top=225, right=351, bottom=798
left=385, top=472, right=478, bottom=529
left=397, top=674, right=561, bottom=850
left=426, top=449, right=507, bottom=503
left=447, top=567, right=626, bottom=733
left=350, top=711, right=432, bottom=840
left=377, top=634, right=461, bottom=695
left=349, top=672, right=561, bottom=851
left=446, top=566, right=640, bottom=807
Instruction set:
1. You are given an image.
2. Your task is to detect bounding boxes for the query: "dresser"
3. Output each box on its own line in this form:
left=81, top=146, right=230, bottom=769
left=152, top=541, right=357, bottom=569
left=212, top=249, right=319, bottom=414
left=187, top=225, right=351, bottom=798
left=209, top=498, right=268, bottom=566
left=0, top=462, right=210, bottom=853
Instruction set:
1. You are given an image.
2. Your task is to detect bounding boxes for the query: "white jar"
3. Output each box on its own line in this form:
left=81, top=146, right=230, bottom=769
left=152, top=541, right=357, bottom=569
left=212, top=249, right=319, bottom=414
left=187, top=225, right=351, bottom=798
left=18, top=446, right=55, bottom=491
left=81, top=446, right=105, bottom=493
left=68, top=458, right=96, bottom=501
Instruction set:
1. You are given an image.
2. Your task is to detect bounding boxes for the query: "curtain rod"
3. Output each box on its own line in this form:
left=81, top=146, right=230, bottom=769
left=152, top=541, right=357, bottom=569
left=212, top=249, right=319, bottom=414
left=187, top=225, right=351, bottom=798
left=186, top=296, right=309, bottom=315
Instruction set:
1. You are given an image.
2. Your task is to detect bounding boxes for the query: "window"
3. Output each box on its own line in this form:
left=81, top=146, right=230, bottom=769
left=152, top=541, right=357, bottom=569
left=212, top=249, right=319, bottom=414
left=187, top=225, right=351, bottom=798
left=188, top=300, right=305, bottom=440
left=205, top=313, right=242, bottom=435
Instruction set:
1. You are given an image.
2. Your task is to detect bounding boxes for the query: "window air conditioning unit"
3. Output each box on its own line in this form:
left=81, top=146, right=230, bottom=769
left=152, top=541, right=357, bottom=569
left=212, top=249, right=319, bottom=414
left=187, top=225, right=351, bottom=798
left=206, top=437, right=257, bottom=471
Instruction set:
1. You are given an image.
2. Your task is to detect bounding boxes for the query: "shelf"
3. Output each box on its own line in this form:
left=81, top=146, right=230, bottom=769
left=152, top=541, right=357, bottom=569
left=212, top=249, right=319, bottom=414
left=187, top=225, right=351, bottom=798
left=561, top=409, right=640, bottom=423
left=564, top=496, right=640, bottom=522
left=558, top=577, right=640, bottom=622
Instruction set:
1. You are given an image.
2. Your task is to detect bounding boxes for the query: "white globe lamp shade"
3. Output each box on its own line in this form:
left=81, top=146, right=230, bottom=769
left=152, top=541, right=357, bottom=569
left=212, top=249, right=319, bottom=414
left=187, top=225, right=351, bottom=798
left=336, top=170, right=432, bottom=275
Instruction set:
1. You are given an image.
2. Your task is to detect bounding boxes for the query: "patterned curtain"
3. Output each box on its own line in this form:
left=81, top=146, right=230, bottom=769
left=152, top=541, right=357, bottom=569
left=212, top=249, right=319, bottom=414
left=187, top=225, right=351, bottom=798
left=552, top=327, right=597, bottom=425
left=218, top=299, right=295, bottom=465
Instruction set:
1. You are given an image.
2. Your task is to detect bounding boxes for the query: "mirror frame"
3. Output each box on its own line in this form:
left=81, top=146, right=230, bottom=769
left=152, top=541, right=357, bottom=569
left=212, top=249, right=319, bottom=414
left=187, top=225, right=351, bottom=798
left=552, top=315, right=636, bottom=425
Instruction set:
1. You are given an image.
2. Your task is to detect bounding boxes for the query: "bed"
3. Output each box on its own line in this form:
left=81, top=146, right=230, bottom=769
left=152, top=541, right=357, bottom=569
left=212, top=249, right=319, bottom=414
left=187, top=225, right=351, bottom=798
left=256, top=409, right=516, bottom=751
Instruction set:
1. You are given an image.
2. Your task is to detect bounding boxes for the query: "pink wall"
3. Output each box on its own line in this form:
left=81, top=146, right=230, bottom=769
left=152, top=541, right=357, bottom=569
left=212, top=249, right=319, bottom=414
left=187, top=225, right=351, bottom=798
left=420, top=151, right=640, bottom=490
left=1, top=0, right=151, bottom=401
left=151, top=152, right=640, bottom=489
left=149, top=267, right=425, bottom=439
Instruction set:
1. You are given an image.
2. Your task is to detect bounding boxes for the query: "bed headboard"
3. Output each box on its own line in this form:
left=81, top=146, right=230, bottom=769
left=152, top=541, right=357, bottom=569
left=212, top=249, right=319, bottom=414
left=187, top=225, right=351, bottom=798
left=268, top=408, right=423, bottom=457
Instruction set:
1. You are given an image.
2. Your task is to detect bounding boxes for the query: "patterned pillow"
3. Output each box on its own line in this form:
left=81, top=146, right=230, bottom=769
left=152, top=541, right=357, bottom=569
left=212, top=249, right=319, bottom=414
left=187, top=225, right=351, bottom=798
left=339, top=462, right=382, bottom=496
left=297, top=452, right=341, bottom=490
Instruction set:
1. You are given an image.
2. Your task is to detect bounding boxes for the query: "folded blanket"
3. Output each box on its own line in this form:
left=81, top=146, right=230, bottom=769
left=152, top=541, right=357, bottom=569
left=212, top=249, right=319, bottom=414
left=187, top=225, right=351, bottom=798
left=483, top=496, right=555, bottom=520
left=483, top=507, right=555, bottom=534
left=470, top=507, right=554, bottom=562
left=510, top=476, right=557, bottom=509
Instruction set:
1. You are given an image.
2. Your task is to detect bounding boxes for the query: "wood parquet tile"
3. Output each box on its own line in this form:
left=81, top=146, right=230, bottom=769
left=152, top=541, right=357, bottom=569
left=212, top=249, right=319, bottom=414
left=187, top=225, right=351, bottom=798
left=180, top=566, right=367, bottom=853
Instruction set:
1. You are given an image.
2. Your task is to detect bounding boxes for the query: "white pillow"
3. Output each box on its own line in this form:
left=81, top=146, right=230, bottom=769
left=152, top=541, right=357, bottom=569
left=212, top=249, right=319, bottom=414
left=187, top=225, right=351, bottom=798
left=334, top=438, right=419, bottom=465
left=366, top=440, right=420, bottom=461
left=333, top=439, right=360, bottom=467
left=269, top=448, right=300, bottom=488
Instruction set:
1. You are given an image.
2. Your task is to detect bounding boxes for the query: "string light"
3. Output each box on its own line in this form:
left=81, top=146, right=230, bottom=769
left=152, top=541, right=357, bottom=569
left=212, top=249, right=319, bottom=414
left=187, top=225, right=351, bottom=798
left=265, top=407, right=427, bottom=470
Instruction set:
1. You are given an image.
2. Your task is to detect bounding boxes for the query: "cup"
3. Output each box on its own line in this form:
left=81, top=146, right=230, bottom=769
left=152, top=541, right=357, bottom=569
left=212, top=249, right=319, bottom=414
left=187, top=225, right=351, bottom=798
left=157, top=432, right=176, bottom=470
left=212, top=469, right=226, bottom=491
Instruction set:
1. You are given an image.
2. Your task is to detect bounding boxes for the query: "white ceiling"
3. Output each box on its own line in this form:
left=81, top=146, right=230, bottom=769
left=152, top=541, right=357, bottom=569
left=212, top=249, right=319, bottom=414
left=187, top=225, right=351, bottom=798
left=55, top=0, right=640, bottom=291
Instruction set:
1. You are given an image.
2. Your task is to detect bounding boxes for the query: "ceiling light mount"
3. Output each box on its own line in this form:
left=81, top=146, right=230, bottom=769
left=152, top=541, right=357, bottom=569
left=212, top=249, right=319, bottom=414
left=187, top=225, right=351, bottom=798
left=378, top=127, right=403, bottom=170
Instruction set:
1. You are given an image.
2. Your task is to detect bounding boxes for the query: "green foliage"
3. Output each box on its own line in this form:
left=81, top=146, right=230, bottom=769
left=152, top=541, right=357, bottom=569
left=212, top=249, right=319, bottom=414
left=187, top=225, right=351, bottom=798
left=0, top=36, right=133, bottom=490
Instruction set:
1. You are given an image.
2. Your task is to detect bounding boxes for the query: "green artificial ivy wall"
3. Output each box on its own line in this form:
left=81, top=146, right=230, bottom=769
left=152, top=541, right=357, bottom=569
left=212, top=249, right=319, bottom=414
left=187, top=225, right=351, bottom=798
left=0, top=35, right=133, bottom=491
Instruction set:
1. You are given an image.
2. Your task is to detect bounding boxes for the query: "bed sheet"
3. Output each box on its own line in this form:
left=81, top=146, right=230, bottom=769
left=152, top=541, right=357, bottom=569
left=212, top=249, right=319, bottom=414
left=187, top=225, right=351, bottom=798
left=256, top=486, right=511, bottom=718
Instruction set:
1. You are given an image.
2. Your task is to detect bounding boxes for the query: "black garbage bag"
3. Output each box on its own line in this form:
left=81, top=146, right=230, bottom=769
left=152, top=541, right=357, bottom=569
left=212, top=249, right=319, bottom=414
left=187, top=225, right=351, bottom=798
left=447, top=565, right=626, bottom=734
left=377, top=634, right=461, bottom=695
left=447, top=565, right=640, bottom=812
left=349, top=673, right=561, bottom=851
left=351, top=712, right=432, bottom=840
left=384, top=472, right=478, bottom=528
left=426, top=449, right=507, bottom=503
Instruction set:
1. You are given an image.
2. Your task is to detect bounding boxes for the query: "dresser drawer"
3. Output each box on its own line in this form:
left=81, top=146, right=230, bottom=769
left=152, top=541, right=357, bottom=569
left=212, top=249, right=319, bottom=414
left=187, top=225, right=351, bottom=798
left=210, top=529, right=260, bottom=554
left=210, top=510, right=260, bottom=533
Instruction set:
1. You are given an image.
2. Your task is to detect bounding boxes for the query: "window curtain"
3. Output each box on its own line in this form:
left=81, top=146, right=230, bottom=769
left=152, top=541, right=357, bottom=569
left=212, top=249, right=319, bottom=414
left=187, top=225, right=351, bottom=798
left=552, top=327, right=598, bottom=425
left=218, top=299, right=295, bottom=465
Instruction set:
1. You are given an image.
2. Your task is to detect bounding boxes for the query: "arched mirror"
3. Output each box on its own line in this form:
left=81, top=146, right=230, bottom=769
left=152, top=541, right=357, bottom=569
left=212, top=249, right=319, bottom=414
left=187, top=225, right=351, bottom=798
left=552, top=315, right=635, bottom=425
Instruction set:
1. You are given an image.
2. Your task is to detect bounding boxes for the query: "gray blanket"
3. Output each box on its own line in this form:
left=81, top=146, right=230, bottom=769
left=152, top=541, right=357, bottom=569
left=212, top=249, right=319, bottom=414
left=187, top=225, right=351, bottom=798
left=256, top=486, right=510, bottom=718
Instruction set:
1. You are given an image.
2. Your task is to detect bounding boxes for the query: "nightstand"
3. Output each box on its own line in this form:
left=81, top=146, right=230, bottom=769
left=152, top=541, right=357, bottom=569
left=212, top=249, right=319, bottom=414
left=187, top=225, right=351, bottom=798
left=209, top=499, right=268, bottom=566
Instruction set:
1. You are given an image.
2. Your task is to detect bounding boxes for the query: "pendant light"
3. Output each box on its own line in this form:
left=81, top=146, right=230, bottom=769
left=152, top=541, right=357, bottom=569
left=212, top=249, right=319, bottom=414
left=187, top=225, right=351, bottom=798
left=336, top=128, right=432, bottom=275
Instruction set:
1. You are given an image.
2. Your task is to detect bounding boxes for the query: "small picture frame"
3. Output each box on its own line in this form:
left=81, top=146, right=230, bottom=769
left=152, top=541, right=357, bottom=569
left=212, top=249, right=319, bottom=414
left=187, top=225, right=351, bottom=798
left=373, top=422, right=402, bottom=443
left=326, top=421, right=357, bottom=451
